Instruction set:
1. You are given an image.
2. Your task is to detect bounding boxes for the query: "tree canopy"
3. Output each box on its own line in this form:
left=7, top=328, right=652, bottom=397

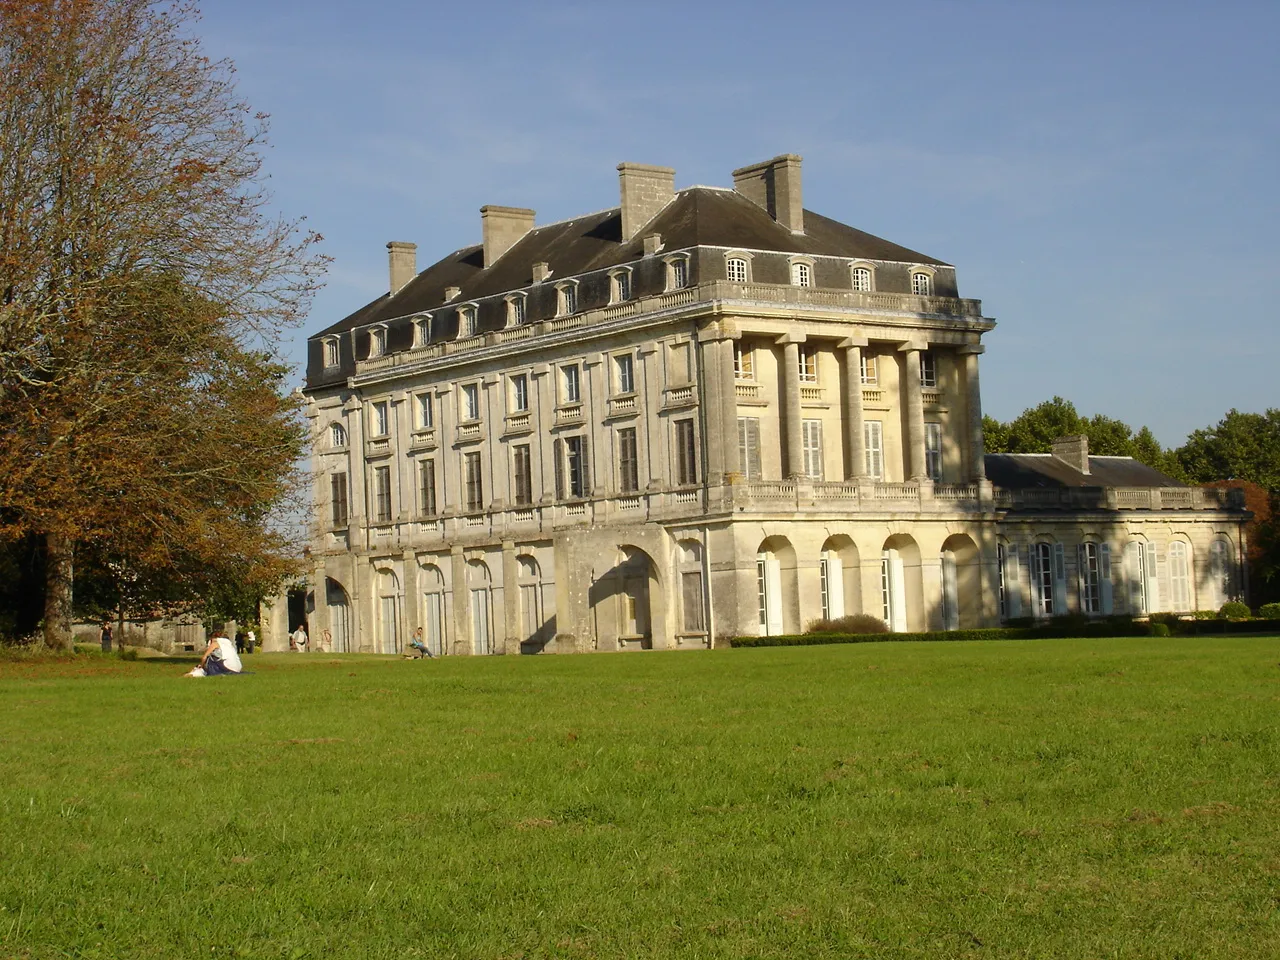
left=0, top=0, right=326, bottom=645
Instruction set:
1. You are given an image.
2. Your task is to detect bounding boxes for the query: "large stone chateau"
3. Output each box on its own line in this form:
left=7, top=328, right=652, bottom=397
left=301, top=155, right=1248, bottom=654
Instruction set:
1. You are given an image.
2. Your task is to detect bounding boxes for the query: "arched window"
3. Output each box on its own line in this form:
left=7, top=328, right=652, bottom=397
left=467, top=561, right=493, bottom=655
left=1168, top=541, right=1192, bottom=611
left=420, top=564, right=447, bottom=657
left=726, top=257, right=748, bottom=283
left=459, top=305, right=478, bottom=338
left=330, top=422, right=347, bottom=448
left=368, top=326, right=386, bottom=358
left=911, top=271, right=932, bottom=296
left=1077, top=541, right=1112, bottom=615
left=1209, top=539, right=1233, bottom=607
left=517, top=556, right=542, bottom=649
left=376, top=568, right=401, bottom=655
left=1031, top=542, right=1066, bottom=617
left=323, top=338, right=340, bottom=367
left=851, top=265, right=873, bottom=292
left=791, top=261, right=811, bottom=287
left=677, top=540, right=705, bottom=635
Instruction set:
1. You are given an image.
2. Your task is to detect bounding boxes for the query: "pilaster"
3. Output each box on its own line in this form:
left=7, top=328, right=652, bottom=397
left=840, top=337, right=867, bottom=479
left=778, top=333, right=806, bottom=479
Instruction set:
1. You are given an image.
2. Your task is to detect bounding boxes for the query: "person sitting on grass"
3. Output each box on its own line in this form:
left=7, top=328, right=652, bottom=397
left=405, top=626, right=434, bottom=659
left=184, top=630, right=243, bottom=677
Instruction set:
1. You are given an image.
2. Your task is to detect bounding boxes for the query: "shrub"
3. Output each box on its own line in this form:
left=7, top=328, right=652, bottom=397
left=1148, top=622, right=1171, bottom=637
left=1258, top=602, right=1280, bottom=620
left=806, top=614, right=888, bottom=635
left=1219, top=601, right=1252, bottom=620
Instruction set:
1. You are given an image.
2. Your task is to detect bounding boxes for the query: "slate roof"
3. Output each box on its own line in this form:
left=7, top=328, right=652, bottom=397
left=314, top=187, right=948, bottom=339
left=984, top=454, right=1185, bottom=489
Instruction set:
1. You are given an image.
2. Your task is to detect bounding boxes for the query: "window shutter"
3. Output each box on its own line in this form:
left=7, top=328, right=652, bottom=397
left=1006, top=544, right=1022, bottom=618
left=1099, top=543, right=1114, bottom=614
left=581, top=437, right=591, bottom=496
left=1145, top=542, right=1160, bottom=613
left=1051, top=543, right=1067, bottom=616
left=553, top=438, right=564, bottom=500
left=1077, top=543, right=1087, bottom=613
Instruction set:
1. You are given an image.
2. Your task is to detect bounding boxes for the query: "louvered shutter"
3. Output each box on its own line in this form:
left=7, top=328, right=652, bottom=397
left=553, top=438, right=564, bottom=500
left=1077, top=543, right=1087, bottom=613
left=1144, top=542, right=1160, bottom=613
left=1006, top=544, right=1022, bottom=618
left=581, top=437, right=590, bottom=496
left=1099, top=543, right=1114, bottom=614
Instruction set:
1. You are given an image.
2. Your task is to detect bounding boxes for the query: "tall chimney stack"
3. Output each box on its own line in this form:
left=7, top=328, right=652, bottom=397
left=618, top=163, right=676, bottom=242
left=1052, top=435, right=1090, bottom=475
left=481, top=205, right=536, bottom=267
left=732, top=154, right=804, bottom=234
left=387, top=241, right=417, bottom=296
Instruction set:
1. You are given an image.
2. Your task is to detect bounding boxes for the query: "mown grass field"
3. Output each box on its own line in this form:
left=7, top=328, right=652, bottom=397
left=1, top=637, right=1278, bottom=959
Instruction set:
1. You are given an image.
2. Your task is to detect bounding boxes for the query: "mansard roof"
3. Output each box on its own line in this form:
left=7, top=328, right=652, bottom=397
left=315, top=187, right=948, bottom=339
left=985, top=454, right=1185, bottom=489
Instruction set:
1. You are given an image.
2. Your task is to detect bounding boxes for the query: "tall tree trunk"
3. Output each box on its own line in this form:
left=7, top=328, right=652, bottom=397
left=43, top=532, right=74, bottom=649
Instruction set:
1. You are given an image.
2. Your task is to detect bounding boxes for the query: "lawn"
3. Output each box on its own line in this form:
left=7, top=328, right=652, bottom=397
left=1, top=637, right=1277, bottom=959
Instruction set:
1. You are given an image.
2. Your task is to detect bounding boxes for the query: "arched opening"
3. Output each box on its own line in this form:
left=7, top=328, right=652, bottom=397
left=420, top=563, right=447, bottom=657
left=881, top=535, right=922, bottom=632
left=517, top=555, right=551, bottom=653
left=818, top=535, right=861, bottom=622
left=326, top=578, right=352, bottom=652
left=676, top=539, right=707, bottom=640
left=756, top=536, right=798, bottom=636
left=467, top=560, right=494, bottom=655
left=939, top=534, right=980, bottom=630
left=587, top=545, right=661, bottom=650
left=375, top=568, right=401, bottom=655
left=1207, top=538, right=1235, bottom=608
left=1122, top=540, right=1159, bottom=615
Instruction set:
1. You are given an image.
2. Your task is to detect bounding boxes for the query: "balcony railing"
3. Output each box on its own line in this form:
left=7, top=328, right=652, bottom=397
left=994, top=486, right=1244, bottom=512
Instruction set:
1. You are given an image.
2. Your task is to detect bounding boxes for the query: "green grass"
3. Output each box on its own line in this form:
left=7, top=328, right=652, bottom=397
left=1, top=637, right=1278, bottom=959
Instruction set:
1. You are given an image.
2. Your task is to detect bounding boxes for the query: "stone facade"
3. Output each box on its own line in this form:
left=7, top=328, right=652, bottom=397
left=301, top=155, right=1248, bottom=655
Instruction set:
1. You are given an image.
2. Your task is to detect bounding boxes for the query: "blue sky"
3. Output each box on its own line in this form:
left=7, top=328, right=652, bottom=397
left=200, top=0, right=1278, bottom=447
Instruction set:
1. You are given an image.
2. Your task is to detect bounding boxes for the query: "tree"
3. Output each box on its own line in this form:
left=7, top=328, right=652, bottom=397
left=0, top=1, right=326, bottom=647
left=1176, top=409, right=1280, bottom=490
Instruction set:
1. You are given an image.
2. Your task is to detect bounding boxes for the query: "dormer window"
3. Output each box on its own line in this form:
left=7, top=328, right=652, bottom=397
left=368, top=326, right=387, bottom=358
left=664, top=255, right=689, bottom=291
left=725, top=257, right=748, bottom=283
left=911, top=270, right=933, bottom=296
left=851, top=264, right=873, bottom=292
left=610, top=269, right=632, bottom=304
left=413, top=315, right=431, bottom=346
left=330, top=422, right=347, bottom=447
left=459, top=305, right=478, bottom=338
left=556, top=282, right=579, bottom=316
left=506, top=294, right=527, bottom=326
left=790, top=259, right=813, bottom=288
left=322, top=338, right=340, bottom=368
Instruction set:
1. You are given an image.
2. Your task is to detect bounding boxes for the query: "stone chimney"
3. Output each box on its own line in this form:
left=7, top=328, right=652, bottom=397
left=387, top=241, right=417, bottom=295
left=1052, top=435, right=1090, bottom=475
left=531, top=261, right=551, bottom=283
left=731, top=154, right=804, bottom=234
left=481, top=205, right=535, bottom=267
left=618, top=163, right=676, bottom=241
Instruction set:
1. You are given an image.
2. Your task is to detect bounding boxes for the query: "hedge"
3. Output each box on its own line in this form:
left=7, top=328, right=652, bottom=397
left=729, top=618, right=1280, bottom=648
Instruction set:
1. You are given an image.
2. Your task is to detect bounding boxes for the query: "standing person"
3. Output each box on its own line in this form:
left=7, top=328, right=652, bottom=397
left=234, top=630, right=246, bottom=655
left=295, top=623, right=308, bottom=653
left=246, top=628, right=256, bottom=654
left=99, top=620, right=113, bottom=653
left=183, top=630, right=243, bottom=677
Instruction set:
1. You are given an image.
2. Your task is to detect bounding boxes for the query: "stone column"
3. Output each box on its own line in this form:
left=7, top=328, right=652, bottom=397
left=312, top=562, right=329, bottom=650
left=780, top=335, right=805, bottom=479
left=961, top=345, right=987, bottom=480
left=901, top=344, right=926, bottom=481
left=532, top=365, right=554, bottom=504
left=719, top=335, right=740, bottom=479
left=401, top=548, right=418, bottom=650
left=841, top=338, right=867, bottom=479
left=502, top=540, right=520, bottom=654
left=450, top=545, right=469, bottom=655
left=697, top=329, right=739, bottom=485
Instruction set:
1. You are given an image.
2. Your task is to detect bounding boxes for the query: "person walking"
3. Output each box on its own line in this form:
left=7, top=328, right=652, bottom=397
left=99, top=621, right=113, bottom=653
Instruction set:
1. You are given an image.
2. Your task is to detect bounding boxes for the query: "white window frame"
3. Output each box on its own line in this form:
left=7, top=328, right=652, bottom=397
left=460, top=383, right=480, bottom=423
left=414, top=393, right=433, bottom=431
left=368, top=326, right=387, bottom=359
left=556, top=282, right=579, bottom=317
left=614, top=353, right=635, bottom=395
left=561, top=363, right=581, bottom=405
left=664, top=255, right=690, bottom=291
left=323, top=337, right=340, bottom=368
left=733, top=341, right=754, bottom=380
left=413, top=315, right=431, bottom=346
left=725, top=255, right=749, bottom=283
left=920, top=351, right=937, bottom=388
left=458, top=305, right=478, bottom=339
left=1168, top=540, right=1192, bottom=611
left=509, top=373, right=529, bottom=414
left=911, top=270, right=933, bottom=296
left=790, top=260, right=813, bottom=288
left=329, top=422, right=347, bottom=448
left=371, top=400, right=389, bottom=438
left=505, top=295, right=526, bottom=326
left=609, top=269, right=632, bottom=304
left=797, top=344, right=818, bottom=383
left=850, top=263, right=874, bottom=292
left=860, top=354, right=878, bottom=385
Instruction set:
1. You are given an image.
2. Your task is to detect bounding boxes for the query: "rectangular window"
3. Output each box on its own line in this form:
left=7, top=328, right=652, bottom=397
left=510, top=374, right=528, bottom=413
left=562, top=364, right=581, bottom=404
left=618, top=428, right=639, bottom=493
left=802, top=419, right=824, bottom=480
left=738, top=417, right=762, bottom=481
left=1079, top=542, right=1101, bottom=614
left=330, top=473, right=348, bottom=527
left=925, top=422, right=942, bottom=481
left=614, top=354, right=634, bottom=395
left=512, top=444, right=532, bottom=505
left=463, top=452, right=483, bottom=512
left=559, top=284, right=578, bottom=315
left=798, top=344, right=818, bottom=383
left=733, top=342, right=754, bottom=379
left=372, top=400, right=389, bottom=437
left=369, top=328, right=386, bottom=358
left=509, top=297, right=526, bottom=325
left=675, top=419, right=697, bottom=485
left=419, top=459, right=437, bottom=517
left=565, top=435, right=589, bottom=499
left=1032, top=542, right=1055, bottom=616
left=864, top=420, right=884, bottom=480
left=612, top=272, right=631, bottom=302
left=414, top=318, right=430, bottom=346
left=997, top=543, right=1008, bottom=618
left=460, top=307, right=477, bottom=338
left=860, top=354, right=878, bottom=385
left=682, top=571, right=705, bottom=632
left=373, top=466, right=391, bottom=523
left=324, top=340, right=339, bottom=367
left=461, top=383, right=480, bottom=422
left=920, top=352, right=937, bottom=388
left=415, top=393, right=433, bottom=430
